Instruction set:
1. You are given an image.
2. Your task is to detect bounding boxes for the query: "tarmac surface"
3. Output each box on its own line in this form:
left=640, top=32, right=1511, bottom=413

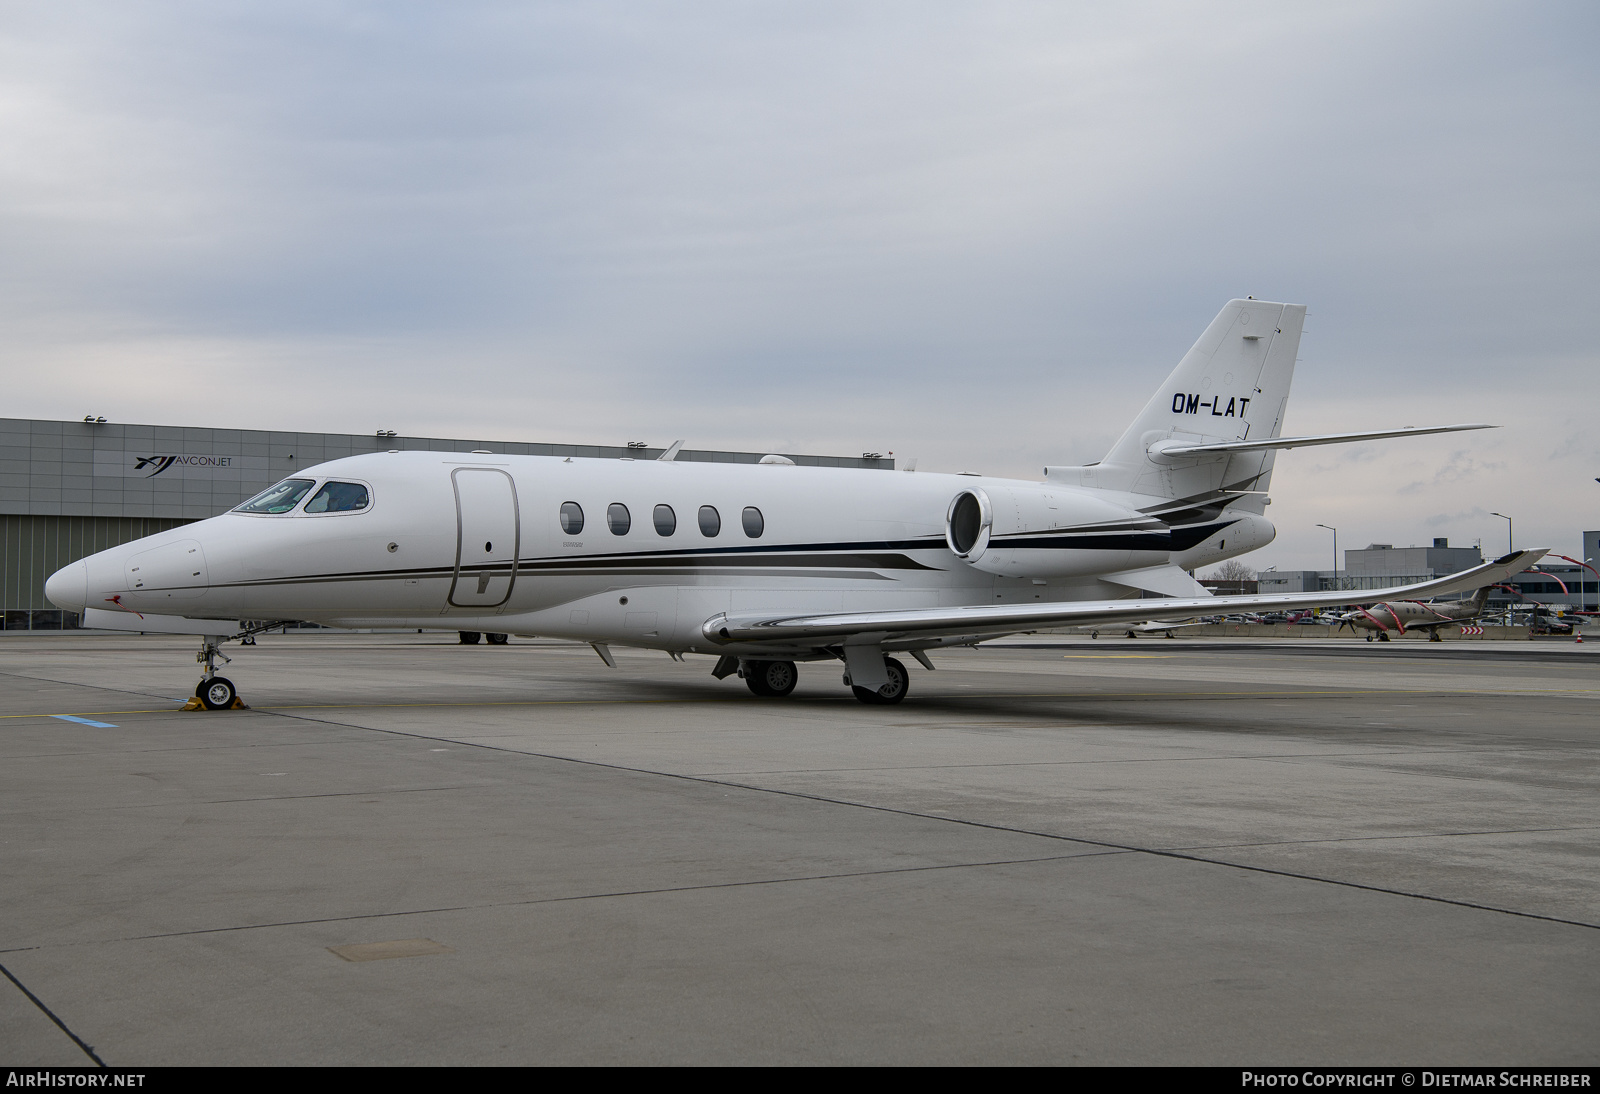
left=1, top=632, right=1596, bottom=1065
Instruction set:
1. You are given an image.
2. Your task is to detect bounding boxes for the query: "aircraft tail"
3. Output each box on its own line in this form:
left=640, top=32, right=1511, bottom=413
left=1047, top=299, right=1306, bottom=505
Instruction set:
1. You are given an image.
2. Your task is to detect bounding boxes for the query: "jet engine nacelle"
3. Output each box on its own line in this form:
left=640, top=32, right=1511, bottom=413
left=1171, top=510, right=1277, bottom=571
left=945, top=485, right=1172, bottom=579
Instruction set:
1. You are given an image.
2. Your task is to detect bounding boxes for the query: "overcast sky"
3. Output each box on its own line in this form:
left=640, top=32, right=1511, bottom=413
left=2, top=2, right=1595, bottom=569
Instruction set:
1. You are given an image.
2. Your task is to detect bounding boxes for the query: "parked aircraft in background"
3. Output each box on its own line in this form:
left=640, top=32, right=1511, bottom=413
left=1334, top=588, right=1493, bottom=642
left=1077, top=619, right=1206, bottom=638
left=45, top=298, right=1542, bottom=708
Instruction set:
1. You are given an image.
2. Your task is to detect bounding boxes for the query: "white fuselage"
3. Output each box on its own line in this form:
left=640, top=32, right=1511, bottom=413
left=50, top=450, right=1261, bottom=658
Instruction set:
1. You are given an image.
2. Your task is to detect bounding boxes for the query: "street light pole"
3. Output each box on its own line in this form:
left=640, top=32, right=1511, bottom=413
left=1316, top=523, right=1338, bottom=591
left=1490, top=512, right=1513, bottom=554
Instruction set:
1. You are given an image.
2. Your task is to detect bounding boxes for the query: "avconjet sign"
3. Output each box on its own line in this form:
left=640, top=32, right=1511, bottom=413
left=93, top=452, right=270, bottom=479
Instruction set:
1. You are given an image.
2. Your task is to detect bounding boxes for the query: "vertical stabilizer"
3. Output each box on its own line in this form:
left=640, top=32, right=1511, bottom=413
left=1053, top=299, right=1305, bottom=501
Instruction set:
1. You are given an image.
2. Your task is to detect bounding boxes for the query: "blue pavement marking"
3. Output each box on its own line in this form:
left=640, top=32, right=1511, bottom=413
left=51, top=715, right=119, bottom=728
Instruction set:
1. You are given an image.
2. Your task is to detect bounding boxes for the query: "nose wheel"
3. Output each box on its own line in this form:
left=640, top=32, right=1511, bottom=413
left=197, top=676, right=239, bottom=710
left=184, top=635, right=247, bottom=710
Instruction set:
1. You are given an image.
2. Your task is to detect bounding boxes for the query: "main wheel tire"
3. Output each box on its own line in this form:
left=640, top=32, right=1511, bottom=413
left=746, top=661, right=772, bottom=696
left=200, top=676, right=237, bottom=710
left=486, top=632, right=508, bottom=645
left=459, top=631, right=482, bottom=644
left=745, top=659, right=797, bottom=698
left=851, top=657, right=909, bottom=705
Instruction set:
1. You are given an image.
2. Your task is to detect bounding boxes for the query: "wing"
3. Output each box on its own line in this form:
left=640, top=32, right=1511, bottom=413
left=702, top=549, right=1545, bottom=649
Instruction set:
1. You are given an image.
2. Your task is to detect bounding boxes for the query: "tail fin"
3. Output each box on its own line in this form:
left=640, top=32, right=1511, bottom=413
left=1048, top=299, right=1306, bottom=503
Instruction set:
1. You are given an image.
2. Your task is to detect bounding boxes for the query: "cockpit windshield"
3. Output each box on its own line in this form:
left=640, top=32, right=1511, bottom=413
left=305, top=481, right=370, bottom=513
left=234, top=478, right=315, bottom=514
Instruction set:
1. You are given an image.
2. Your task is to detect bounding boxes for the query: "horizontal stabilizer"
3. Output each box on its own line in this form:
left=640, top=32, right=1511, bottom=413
left=1101, top=565, right=1212, bottom=598
left=1151, top=423, right=1494, bottom=457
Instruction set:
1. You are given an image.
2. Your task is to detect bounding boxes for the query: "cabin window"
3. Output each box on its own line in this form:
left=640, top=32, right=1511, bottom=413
left=559, top=501, right=584, bottom=535
left=653, top=504, right=676, bottom=536
left=304, top=481, right=370, bottom=513
left=234, top=478, right=315, bottom=514
left=698, top=505, right=721, bottom=537
left=741, top=506, right=764, bottom=538
left=607, top=502, right=631, bottom=535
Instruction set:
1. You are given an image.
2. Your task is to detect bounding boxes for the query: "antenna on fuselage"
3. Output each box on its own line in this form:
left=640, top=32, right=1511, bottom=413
left=657, top=440, right=685, bottom=462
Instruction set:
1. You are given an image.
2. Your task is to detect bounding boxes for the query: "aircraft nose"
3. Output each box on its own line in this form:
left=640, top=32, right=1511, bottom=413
left=45, top=560, right=88, bottom=613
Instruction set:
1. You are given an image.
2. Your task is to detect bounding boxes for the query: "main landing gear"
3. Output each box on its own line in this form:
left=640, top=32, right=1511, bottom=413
left=716, top=651, right=917, bottom=704
left=845, top=657, right=909, bottom=705
left=459, top=631, right=509, bottom=645
left=744, top=659, right=798, bottom=697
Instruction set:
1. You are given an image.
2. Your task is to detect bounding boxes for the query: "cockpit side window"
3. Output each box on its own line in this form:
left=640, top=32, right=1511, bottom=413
left=304, top=481, right=371, bottom=514
left=234, top=478, right=315, bottom=514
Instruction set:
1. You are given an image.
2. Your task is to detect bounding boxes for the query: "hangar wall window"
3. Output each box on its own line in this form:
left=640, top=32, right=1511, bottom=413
left=234, top=478, right=315, bottom=514
left=607, top=503, right=631, bottom=535
left=559, top=502, right=584, bottom=535
left=304, top=481, right=370, bottom=514
left=698, top=505, right=721, bottom=537
left=653, top=504, right=676, bottom=536
left=741, top=506, right=763, bottom=538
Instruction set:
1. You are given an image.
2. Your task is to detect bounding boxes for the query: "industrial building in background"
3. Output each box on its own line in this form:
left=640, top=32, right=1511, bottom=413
left=0, top=417, right=891, bottom=629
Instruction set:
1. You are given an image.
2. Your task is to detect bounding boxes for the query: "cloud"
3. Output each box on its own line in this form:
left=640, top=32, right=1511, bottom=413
left=1396, top=450, right=1510, bottom=495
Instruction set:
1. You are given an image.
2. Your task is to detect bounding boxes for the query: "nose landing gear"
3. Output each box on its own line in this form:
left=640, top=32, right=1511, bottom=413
left=181, top=635, right=248, bottom=711
left=197, top=675, right=239, bottom=710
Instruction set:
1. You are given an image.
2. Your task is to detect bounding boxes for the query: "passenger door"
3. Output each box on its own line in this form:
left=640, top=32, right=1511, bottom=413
left=449, top=468, right=519, bottom=608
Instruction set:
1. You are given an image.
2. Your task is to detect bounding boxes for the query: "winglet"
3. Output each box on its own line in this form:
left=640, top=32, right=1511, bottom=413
left=657, top=440, right=685, bottom=462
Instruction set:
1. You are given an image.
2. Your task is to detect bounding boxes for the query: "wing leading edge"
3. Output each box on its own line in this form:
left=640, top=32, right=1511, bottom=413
left=702, top=549, right=1546, bottom=648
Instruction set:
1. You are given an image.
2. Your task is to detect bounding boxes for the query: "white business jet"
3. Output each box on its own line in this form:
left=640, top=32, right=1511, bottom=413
left=45, top=299, right=1544, bottom=708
